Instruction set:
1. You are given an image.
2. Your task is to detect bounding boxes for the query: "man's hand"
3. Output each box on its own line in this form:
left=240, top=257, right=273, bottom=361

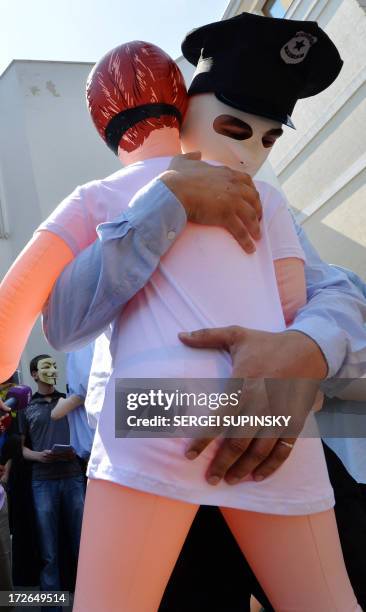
left=37, top=449, right=75, bottom=463
left=160, top=152, right=262, bottom=254
left=178, top=326, right=327, bottom=484
left=0, top=398, right=11, bottom=434
left=0, top=398, right=10, bottom=414
left=37, top=450, right=56, bottom=463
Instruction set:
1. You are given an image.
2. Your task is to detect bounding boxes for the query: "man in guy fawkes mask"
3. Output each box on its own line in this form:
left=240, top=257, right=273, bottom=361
left=18, top=355, right=85, bottom=601
left=32, top=356, right=58, bottom=389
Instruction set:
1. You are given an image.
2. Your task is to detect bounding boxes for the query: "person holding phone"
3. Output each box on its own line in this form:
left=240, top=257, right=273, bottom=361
left=18, top=355, right=85, bottom=601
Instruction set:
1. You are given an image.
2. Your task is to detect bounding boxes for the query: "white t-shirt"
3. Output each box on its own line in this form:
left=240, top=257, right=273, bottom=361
left=37, top=156, right=334, bottom=515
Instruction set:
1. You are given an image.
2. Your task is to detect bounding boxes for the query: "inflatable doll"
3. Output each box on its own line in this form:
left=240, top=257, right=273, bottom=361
left=0, top=11, right=361, bottom=610
left=0, top=43, right=187, bottom=382
left=0, top=39, right=262, bottom=382
left=32, top=13, right=361, bottom=611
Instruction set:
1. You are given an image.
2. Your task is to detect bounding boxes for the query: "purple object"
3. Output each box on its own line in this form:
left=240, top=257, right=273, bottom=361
left=5, top=385, right=32, bottom=411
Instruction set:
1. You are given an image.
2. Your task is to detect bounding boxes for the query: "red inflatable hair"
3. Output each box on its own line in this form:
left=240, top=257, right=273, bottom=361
left=86, top=41, right=188, bottom=154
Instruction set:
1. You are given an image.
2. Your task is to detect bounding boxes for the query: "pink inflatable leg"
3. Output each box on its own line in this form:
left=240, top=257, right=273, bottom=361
left=73, top=479, right=198, bottom=612
left=74, top=479, right=360, bottom=611
left=221, top=507, right=360, bottom=611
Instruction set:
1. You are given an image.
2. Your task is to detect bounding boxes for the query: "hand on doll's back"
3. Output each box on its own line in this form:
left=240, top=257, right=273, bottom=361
left=161, top=152, right=262, bottom=254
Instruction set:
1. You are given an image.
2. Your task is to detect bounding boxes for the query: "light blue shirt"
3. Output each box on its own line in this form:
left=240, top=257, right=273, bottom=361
left=66, top=343, right=96, bottom=460
left=43, top=179, right=366, bottom=383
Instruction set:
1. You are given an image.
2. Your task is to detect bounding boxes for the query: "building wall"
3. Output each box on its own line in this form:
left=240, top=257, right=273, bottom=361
left=0, top=167, right=12, bottom=281
left=0, top=60, right=120, bottom=389
left=222, top=0, right=366, bottom=279
left=269, top=0, right=366, bottom=278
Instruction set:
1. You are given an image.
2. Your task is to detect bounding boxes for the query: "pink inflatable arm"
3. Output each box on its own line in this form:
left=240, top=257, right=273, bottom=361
left=0, top=231, right=73, bottom=382
left=274, top=257, right=306, bottom=325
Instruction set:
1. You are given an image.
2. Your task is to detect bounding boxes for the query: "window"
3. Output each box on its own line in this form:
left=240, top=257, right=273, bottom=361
left=262, top=0, right=293, bottom=18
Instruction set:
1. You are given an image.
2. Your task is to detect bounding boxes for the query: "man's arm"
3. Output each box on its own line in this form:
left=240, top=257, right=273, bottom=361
left=289, top=219, right=366, bottom=381
left=18, top=414, right=55, bottom=463
left=20, top=434, right=50, bottom=463
left=43, top=179, right=187, bottom=351
left=21, top=434, right=73, bottom=462
left=51, top=395, right=84, bottom=420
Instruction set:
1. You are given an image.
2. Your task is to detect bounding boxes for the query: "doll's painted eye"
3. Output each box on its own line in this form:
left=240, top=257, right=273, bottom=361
left=213, top=115, right=253, bottom=140
left=262, top=128, right=283, bottom=148
left=262, top=137, right=276, bottom=148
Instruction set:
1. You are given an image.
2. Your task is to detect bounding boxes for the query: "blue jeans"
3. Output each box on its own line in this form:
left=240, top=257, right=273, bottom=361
left=32, top=476, right=85, bottom=594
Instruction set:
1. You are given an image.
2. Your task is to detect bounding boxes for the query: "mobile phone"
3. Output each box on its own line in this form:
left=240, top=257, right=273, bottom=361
left=51, top=444, right=74, bottom=454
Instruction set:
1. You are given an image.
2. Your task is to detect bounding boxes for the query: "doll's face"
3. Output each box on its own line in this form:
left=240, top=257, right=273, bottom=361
left=180, top=93, right=283, bottom=177
left=35, top=358, right=58, bottom=386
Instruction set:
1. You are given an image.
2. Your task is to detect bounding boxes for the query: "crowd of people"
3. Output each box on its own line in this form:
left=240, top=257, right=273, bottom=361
left=0, top=351, right=93, bottom=610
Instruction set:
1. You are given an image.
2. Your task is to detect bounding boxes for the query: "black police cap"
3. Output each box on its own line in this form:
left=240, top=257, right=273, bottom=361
left=181, top=12, right=343, bottom=128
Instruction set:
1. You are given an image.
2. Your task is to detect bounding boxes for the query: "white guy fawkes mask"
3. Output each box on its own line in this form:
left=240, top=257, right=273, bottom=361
left=37, top=358, right=58, bottom=385
left=180, top=93, right=283, bottom=177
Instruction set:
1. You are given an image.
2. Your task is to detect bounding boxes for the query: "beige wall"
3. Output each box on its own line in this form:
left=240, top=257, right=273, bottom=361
left=224, top=0, right=366, bottom=279
left=269, top=0, right=366, bottom=279
left=302, top=169, right=366, bottom=270
left=0, top=60, right=121, bottom=388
